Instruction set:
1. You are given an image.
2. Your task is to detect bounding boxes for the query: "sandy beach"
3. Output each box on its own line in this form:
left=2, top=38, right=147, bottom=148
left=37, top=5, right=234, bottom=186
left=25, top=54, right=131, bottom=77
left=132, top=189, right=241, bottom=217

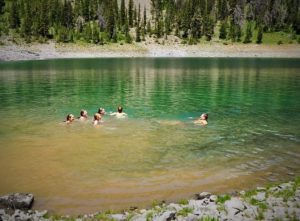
left=1, top=39, right=300, bottom=61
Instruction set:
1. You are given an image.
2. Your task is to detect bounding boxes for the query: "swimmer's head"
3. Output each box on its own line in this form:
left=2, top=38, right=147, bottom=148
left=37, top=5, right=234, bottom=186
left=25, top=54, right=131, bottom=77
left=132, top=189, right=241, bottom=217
left=80, top=110, right=88, bottom=117
left=67, top=114, right=75, bottom=122
left=98, top=108, right=105, bottom=115
left=94, top=113, right=101, bottom=121
left=200, top=113, right=208, bottom=120
left=118, top=106, right=123, bottom=113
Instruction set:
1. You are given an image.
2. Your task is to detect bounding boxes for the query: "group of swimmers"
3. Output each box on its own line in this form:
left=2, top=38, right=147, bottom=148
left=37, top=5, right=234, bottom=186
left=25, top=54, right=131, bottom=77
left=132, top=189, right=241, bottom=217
left=65, top=106, right=208, bottom=126
left=65, top=106, right=128, bottom=125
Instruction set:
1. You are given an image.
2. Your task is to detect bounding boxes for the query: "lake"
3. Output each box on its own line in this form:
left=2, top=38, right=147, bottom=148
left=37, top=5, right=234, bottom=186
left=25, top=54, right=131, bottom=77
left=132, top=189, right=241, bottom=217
left=0, top=58, right=299, bottom=215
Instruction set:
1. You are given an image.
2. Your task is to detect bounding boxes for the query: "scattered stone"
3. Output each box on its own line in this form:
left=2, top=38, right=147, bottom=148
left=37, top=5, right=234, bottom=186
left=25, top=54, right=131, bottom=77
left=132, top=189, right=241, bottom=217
left=166, top=203, right=182, bottom=212
left=278, top=183, right=292, bottom=190
left=195, top=192, right=211, bottom=200
left=111, top=213, right=126, bottom=221
left=256, top=187, right=266, bottom=191
left=209, top=195, right=218, bottom=202
left=252, top=192, right=266, bottom=202
left=239, top=190, right=246, bottom=195
left=0, top=193, right=34, bottom=210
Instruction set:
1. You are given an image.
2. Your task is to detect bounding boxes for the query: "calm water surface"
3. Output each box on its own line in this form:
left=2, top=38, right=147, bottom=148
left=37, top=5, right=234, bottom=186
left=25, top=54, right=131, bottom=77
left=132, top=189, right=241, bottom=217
left=0, top=58, right=300, bottom=215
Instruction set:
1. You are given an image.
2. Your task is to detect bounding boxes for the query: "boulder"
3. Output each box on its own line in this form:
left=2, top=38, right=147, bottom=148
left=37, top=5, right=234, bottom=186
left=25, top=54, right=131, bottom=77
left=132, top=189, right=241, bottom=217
left=0, top=193, right=34, bottom=210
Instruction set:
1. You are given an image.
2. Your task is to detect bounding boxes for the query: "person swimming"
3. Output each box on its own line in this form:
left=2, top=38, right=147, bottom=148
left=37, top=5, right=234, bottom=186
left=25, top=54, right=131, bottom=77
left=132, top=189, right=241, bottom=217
left=98, top=107, right=106, bottom=116
left=93, top=113, right=102, bottom=126
left=110, top=106, right=128, bottom=118
left=66, top=114, right=75, bottom=124
left=78, top=110, right=88, bottom=121
left=194, top=113, right=208, bottom=126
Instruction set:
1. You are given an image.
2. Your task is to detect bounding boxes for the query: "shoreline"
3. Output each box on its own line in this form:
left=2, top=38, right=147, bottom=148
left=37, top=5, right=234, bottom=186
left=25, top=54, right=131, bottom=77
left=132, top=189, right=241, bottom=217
left=1, top=178, right=300, bottom=221
left=1, top=41, right=300, bottom=62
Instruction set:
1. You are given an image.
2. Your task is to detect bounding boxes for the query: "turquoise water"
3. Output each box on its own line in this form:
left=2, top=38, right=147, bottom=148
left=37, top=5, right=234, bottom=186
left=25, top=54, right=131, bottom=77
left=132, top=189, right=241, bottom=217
left=0, top=58, right=300, bottom=214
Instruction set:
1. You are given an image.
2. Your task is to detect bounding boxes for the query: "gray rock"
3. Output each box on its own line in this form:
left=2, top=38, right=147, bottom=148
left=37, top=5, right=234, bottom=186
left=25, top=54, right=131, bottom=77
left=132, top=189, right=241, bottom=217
left=110, top=213, right=126, bottom=221
left=166, top=203, right=182, bottom=212
left=278, top=183, right=292, bottom=190
left=153, top=211, right=175, bottom=221
left=0, top=209, right=5, bottom=215
left=256, top=187, right=266, bottom=191
left=0, top=193, right=34, bottom=210
left=225, top=198, right=246, bottom=211
left=209, top=195, right=218, bottom=202
left=252, top=192, right=266, bottom=202
left=34, top=210, right=47, bottom=218
left=239, top=190, right=246, bottom=196
left=272, top=206, right=286, bottom=220
left=196, top=192, right=211, bottom=200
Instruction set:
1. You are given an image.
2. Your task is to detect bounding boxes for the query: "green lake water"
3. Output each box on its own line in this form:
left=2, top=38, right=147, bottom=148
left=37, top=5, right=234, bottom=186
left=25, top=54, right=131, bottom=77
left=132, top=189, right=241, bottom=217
left=0, top=58, right=299, bottom=215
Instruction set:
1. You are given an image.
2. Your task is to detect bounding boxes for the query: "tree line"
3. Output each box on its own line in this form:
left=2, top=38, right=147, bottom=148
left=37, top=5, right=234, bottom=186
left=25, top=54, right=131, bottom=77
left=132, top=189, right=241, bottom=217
left=0, top=0, right=299, bottom=44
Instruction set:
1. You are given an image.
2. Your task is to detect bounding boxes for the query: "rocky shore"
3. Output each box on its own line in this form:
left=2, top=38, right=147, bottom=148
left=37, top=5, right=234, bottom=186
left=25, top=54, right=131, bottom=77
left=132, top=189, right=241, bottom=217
left=1, top=39, right=300, bottom=61
left=1, top=178, right=300, bottom=221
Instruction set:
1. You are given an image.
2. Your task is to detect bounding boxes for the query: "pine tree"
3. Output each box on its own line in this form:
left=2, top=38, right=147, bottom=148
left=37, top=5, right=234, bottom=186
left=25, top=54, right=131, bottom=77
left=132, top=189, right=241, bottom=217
left=256, top=25, right=263, bottom=44
left=114, top=0, right=119, bottom=28
left=133, top=6, right=137, bottom=26
left=243, top=22, right=252, bottom=43
left=190, top=8, right=202, bottom=39
left=228, top=17, right=236, bottom=41
left=62, top=0, right=73, bottom=29
left=204, top=16, right=214, bottom=41
left=92, top=22, right=100, bottom=44
left=9, top=0, right=20, bottom=29
left=38, top=0, right=49, bottom=37
left=20, top=2, right=32, bottom=42
left=0, top=0, right=4, bottom=14
left=143, top=7, right=147, bottom=34
left=136, top=4, right=141, bottom=42
left=147, top=20, right=151, bottom=34
left=219, top=20, right=227, bottom=39
left=124, top=20, right=132, bottom=43
left=82, top=0, right=90, bottom=21
left=120, top=0, right=126, bottom=27
left=219, top=0, right=228, bottom=20
left=107, top=2, right=116, bottom=40
left=128, top=0, right=133, bottom=27
left=83, top=22, right=92, bottom=42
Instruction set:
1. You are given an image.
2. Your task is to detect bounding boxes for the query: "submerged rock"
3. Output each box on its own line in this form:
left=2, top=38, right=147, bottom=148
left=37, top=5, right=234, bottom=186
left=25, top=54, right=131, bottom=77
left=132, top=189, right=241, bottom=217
left=0, top=193, right=34, bottom=210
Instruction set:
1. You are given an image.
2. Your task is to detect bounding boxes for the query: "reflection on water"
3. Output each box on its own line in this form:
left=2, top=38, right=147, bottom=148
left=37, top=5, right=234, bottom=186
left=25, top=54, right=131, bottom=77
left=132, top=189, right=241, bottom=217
left=0, top=58, right=300, bottom=215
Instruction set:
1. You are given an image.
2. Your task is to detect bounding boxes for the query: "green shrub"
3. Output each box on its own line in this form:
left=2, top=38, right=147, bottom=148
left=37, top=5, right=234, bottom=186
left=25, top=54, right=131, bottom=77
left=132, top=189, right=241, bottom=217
left=217, top=194, right=231, bottom=204
left=178, top=199, right=189, bottom=205
left=177, top=207, right=193, bottom=217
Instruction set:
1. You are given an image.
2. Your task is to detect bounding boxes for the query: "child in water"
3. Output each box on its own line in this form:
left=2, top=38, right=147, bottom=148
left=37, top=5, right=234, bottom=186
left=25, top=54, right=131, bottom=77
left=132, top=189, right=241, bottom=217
left=98, top=107, right=106, bottom=116
left=78, top=110, right=88, bottom=121
left=93, top=113, right=102, bottom=126
left=110, top=106, right=128, bottom=118
left=194, top=113, right=208, bottom=126
left=66, top=114, right=75, bottom=124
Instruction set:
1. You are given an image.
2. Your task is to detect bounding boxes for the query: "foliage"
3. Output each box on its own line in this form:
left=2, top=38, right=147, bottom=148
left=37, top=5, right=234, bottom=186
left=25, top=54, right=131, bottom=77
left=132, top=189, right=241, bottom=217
left=177, top=207, right=193, bottom=217
left=217, top=194, right=231, bottom=204
left=178, top=199, right=189, bottom=205
left=199, top=216, right=220, bottom=221
left=1, top=0, right=299, bottom=44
